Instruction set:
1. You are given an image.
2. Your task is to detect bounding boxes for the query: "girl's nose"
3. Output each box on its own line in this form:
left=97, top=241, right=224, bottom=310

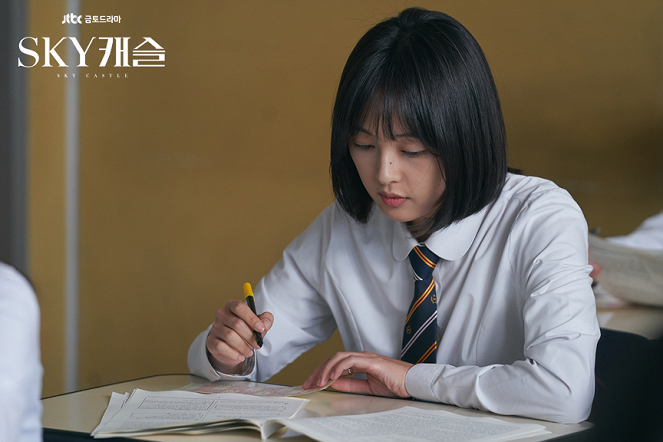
left=377, top=148, right=399, bottom=185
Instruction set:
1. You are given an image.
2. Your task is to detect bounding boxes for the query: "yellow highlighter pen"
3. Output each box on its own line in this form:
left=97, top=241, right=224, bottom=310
left=243, top=282, right=263, bottom=348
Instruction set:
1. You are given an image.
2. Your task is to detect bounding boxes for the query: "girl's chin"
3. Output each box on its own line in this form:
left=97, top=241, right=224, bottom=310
left=375, top=204, right=418, bottom=224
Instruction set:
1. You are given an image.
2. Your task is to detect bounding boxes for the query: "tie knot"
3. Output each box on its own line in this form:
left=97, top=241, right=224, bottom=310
left=408, top=245, right=439, bottom=280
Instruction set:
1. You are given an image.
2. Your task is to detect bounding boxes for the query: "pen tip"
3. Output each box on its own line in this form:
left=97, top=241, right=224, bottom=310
left=243, top=282, right=253, bottom=297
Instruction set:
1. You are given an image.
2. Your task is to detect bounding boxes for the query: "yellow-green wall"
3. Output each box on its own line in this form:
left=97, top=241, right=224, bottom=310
left=28, top=0, right=68, bottom=397
left=27, top=1, right=662, bottom=396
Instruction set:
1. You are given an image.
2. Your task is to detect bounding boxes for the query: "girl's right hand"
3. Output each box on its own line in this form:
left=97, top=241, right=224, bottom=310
left=205, top=300, right=273, bottom=374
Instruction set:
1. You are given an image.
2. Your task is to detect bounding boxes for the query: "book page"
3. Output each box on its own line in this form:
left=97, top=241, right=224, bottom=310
left=178, top=379, right=334, bottom=397
left=91, top=389, right=307, bottom=438
left=92, top=392, right=129, bottom=435
left=589, top=234, right=663, bottom=307
left=278, top=406, right=549, bottom=442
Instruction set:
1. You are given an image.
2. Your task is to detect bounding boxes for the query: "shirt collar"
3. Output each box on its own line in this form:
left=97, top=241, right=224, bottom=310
left=391, top=208, right=485, bottom=262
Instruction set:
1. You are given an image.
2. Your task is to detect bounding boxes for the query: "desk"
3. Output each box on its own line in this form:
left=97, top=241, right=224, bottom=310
left=42, top=374, right=592, bottom=441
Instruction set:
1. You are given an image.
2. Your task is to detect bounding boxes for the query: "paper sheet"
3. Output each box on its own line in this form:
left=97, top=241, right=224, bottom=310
left=589, top=234, right=663, bottom=307
left=280, top=406, right=549, bottom=442
left=91, top=389, right=307, bottom=439
left=92, top=392, right=129, bottom=435
left=92, top=390, right=550, bottom=442
left=178, top=379, right=334, bottom=397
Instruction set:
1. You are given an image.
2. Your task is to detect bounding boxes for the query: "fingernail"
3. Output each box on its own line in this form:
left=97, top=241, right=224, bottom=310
left=237, top=354, right=245, bottom=362
left=248, top=350, right=254, bottom=357
left=256, top=322, right=265, bottom=333
left=263, top=318, right=272, bottom=329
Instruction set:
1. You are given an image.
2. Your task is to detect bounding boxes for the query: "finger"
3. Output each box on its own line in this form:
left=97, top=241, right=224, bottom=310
left=340, top=353, right=413, bottom=397
left=228, top=301, right=268, bottom=335
left=326, top=353, right=371, bottom=379
left=209, top=320, right=256, bottom=355
left=324, top=353, right=377, bottom=385
left=217, top=303, right=264, bottom=349
left=315, top=352, right=359, bottom=388
left=303, top=359, right=326, bottom=389
left=258, top=312, right=274, bottom=334
left=302, top=356, right=336, bottom=390
left=206, top=330, right=252, bottom=365
left=304, top=351, right=373, bottom=389
left=330, top=377, right=373, bottom=395
left=211, top=304, right=263, bottom=356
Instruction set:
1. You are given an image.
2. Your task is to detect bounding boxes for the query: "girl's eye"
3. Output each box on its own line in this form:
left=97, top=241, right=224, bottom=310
left=353, top=143, right=373, bottom=149
left=403, top=150, right=425, bottom=158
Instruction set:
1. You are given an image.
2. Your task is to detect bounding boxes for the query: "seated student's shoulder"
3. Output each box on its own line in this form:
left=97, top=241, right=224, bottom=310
left=303, top=201, right=391, bottom=238
left=297, top=202, right=353, bottom=241
left=500, top=173, right=585, bottom=217
left=286, top=202, right=362, bottom=257
left=502, top=173, right=575, bottom=202
left=0, top=263, right=39, bottom=315
left=290, top=201, right=396, bottom=265
left=497, top=174, right=588, bottom=253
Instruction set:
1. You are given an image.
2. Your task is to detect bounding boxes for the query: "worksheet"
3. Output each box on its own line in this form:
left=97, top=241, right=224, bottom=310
left=278, top=406, right=549, bottom=442
left=589, top=234, right=663, bottom=307
left=178, top=379, right=334, bottom=397
left=91, top=389, right=308, bottom=439
left=92, top=391, right=549, bottom=441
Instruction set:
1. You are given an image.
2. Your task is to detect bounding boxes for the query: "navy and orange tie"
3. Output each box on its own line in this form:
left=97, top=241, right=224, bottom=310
left=401, top=245, right=440, bottom=364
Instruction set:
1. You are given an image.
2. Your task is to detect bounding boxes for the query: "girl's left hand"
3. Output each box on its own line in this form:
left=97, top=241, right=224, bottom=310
left=302, top=351, right=413, bottom=398
left=589, top=259, right=602, bottom=279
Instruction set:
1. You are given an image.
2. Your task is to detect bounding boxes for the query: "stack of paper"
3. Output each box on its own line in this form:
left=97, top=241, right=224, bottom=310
left=589, top=234, right=663, bottom=307
left=92, top=388, right=550, bottom=441
left=91, top=389, right=308, bottom=439
left=177, top=379, right=334, bottom=396
left=283, top=407, right=550, bottom=442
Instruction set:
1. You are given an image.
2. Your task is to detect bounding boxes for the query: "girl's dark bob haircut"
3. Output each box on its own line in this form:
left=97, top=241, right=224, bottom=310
left=331, top=7, right=508, bottom=236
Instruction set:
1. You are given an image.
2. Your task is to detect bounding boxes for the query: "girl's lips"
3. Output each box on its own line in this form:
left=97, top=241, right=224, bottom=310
left=380, top=193, right=407, bottom=207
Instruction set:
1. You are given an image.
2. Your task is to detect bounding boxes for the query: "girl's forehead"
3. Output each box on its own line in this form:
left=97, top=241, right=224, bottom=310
left=356, top=109, right=414, bottom=138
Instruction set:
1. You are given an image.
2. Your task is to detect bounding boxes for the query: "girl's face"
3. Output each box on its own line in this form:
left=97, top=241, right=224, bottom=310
left=349, top=117, right=446, bottom=227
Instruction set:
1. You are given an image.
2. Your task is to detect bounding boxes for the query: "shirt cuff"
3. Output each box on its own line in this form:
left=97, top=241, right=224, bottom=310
left=210, top=352, right=256, bottom=379
left=405, top=363, right=444, bottom=402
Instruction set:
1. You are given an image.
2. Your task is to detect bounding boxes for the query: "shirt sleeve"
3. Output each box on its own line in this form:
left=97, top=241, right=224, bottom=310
left=187, top=204, right=337, bottom=382
left=0, top=265, right=43, bottom=442
left=405, top=189, right=600, bottom=423
left=252, top=205, right=337, bottom=382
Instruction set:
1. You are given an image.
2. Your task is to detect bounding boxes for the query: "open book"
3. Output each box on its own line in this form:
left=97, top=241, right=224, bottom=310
left=589, top=234, right=663, bottom=307
left=92, top=388, right=549, bottom=441
left=92, top=389, right=308, bottom=439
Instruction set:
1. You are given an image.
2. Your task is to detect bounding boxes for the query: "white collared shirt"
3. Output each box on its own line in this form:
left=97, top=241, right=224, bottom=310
left=0, top=263, right=43, bottom=442
left=189, top=174, right=599, bottom=423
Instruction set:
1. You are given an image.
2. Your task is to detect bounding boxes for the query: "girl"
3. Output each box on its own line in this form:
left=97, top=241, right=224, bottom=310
left=189, top=8, right=599, bottom=423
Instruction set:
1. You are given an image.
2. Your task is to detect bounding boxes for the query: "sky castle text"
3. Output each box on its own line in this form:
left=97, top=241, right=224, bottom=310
left=18, top=37, right=165, bottom=68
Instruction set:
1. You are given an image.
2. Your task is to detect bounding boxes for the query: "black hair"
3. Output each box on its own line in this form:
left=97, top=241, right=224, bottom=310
left=330, top=7, right=508, bottom=237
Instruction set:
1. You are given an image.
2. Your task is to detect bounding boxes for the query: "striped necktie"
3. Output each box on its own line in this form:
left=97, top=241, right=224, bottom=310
left=401, top=245, right=440, bottom=364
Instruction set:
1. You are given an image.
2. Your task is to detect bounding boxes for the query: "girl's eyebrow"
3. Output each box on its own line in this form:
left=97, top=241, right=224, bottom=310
left=354, top=127, right=416, bottom=139
left=354, top=127, right=374, bottom=136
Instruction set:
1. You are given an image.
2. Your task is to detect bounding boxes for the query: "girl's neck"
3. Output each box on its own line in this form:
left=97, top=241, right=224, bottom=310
left=406, top=221, right=431, bottom=243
